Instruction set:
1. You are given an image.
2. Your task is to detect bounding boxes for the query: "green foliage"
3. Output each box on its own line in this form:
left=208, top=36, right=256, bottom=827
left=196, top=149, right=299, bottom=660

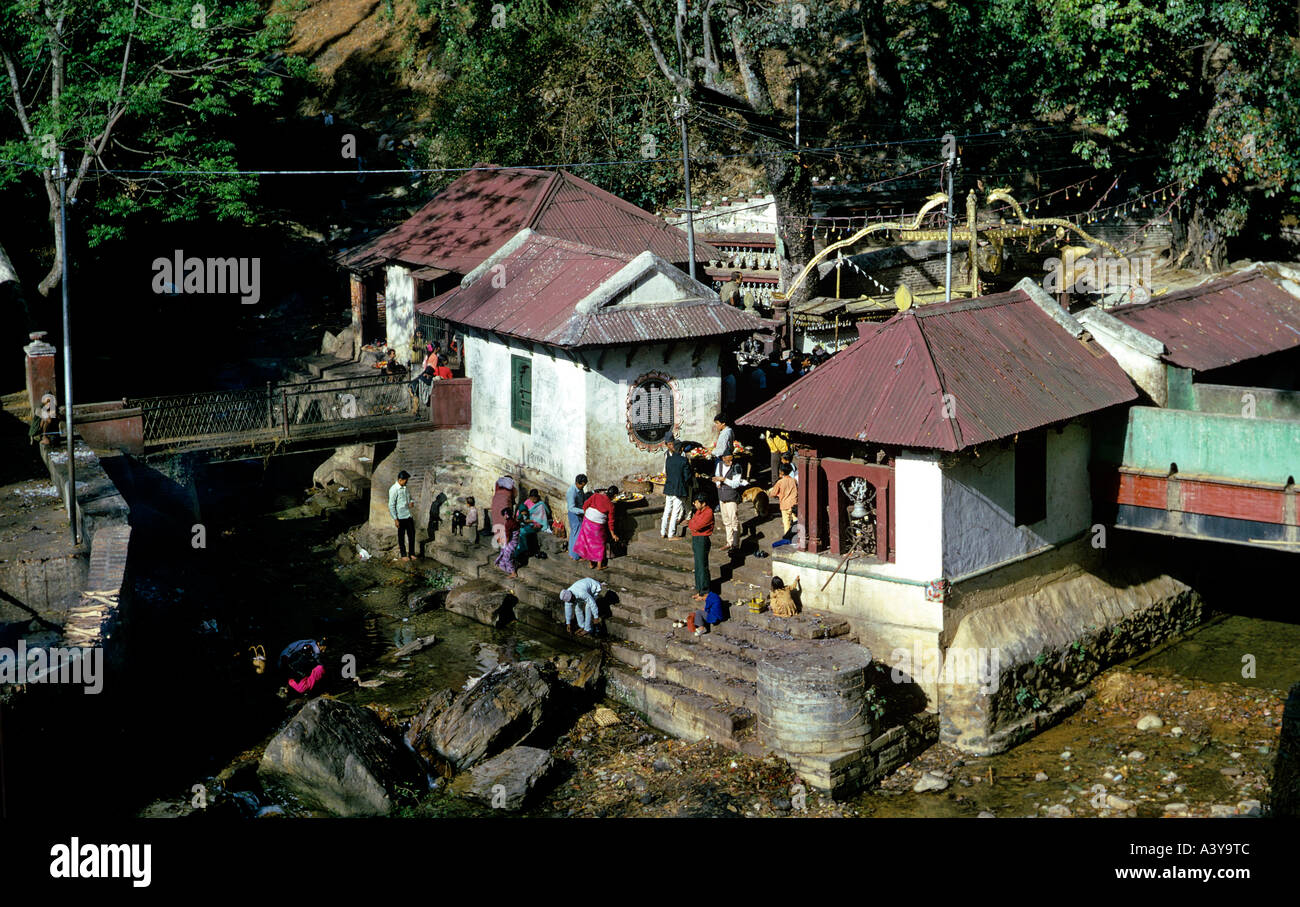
left=0, top=0, right=300, bottom=247
left=1015, top=686, right=1043, bottom=710
left=424, top=565, right=455, bottom=590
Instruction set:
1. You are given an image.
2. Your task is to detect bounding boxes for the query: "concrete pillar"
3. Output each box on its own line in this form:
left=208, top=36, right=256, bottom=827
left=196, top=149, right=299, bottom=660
left=24, top=331, right=57, bottom=413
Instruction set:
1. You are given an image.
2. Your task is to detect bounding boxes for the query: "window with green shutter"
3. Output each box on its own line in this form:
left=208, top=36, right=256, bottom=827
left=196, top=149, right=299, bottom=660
left=510, top=354, right=532, bottom=432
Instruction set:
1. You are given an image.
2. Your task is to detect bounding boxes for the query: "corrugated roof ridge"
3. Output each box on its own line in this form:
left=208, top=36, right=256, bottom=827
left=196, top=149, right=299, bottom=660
left=1109, top=268, right=1259, bottom=313
left=552, top=169, right=679, bottom=226
left=910, top=313, right=964, bottom=451
left=520, top=170, right=563, bottom=231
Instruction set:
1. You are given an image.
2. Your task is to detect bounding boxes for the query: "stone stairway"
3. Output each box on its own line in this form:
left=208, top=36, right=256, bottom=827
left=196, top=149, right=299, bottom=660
left=427, top=493, right=857, bottom=761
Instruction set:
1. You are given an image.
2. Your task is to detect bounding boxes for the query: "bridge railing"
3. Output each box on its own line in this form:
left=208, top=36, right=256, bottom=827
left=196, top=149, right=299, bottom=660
left=129, top=373, right=418, bottom=446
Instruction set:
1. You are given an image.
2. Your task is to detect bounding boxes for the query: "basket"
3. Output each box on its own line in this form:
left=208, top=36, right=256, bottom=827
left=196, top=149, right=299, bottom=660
left=624, top=480, right=653, bottom=495
left=747, top=596, right=766, bottom=614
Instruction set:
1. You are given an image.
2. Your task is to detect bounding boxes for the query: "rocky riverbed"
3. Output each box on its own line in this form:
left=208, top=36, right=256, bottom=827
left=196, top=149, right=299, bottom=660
left=132, top=501, right=1293, bottom=819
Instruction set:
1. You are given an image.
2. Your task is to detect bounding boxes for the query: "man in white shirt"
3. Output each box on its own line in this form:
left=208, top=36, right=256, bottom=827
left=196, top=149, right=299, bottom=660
left=388, top=470, right=415, bottom=561
left=712, top=453, right=748, bottom=551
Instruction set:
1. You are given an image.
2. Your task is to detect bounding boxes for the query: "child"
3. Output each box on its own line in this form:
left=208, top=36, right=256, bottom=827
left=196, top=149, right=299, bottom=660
left=768, top=463, right=799, bottom=537
left=463, top=497, right=481, bottom=544
left=769, top=575, right=800, bottom=618
left=675, top=591, right=725, bottom=636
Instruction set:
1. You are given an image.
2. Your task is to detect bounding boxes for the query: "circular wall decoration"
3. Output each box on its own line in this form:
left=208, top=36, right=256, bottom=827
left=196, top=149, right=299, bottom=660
left=626, top=372, right=680, bottom=449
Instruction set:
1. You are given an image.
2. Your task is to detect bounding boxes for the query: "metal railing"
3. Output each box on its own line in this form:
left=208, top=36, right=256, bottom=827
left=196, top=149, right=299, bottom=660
left=130, top=373, right=419, bottom=447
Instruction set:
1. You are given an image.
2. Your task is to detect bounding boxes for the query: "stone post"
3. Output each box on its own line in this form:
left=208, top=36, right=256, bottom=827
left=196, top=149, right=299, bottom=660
left=798, top=447, right=822, bottom=553
left=24, top=331, right=57, bottom=413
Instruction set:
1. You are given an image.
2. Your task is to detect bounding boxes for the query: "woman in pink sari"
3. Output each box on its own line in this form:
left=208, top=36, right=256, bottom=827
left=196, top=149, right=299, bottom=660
left=572, top=485, right=620, bottom=570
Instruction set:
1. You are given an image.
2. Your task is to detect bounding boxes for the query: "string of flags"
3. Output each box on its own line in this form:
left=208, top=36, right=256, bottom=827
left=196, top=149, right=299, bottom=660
left=774, top=177, right=1188, bottom=238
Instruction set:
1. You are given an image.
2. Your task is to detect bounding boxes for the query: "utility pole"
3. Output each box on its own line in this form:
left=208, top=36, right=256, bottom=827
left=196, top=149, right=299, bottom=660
left=943, top=139, right=957, bottom=303
left=57, top=150, right=79, bottom=545
left=673, top=99, right=698, bottom=280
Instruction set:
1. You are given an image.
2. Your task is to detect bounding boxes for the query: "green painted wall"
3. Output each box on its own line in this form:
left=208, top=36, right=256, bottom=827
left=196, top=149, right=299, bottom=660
left=1192, top=383, right=1300, bottom=420
left=1122, top=406, right=1300, bottom=485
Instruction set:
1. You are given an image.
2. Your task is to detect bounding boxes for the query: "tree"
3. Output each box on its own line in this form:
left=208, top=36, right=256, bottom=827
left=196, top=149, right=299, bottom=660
left=887, top=0, right=1300, bottom=270
left=0, top=0, right=301, bottom=300
left=622, top=0, right=901, bottom=307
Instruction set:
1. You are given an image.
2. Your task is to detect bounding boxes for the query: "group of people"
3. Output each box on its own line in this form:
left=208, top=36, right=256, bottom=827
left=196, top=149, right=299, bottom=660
left=489, top=476, right=554, bottom=577
left=407, top=331, right=456, bottom=411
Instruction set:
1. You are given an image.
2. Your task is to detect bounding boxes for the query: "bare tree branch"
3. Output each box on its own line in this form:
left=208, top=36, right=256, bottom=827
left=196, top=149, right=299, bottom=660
left=623, top=0, right=693, bottom=95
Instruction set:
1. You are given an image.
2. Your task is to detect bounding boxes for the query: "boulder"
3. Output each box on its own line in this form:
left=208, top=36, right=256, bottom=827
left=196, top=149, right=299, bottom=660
left=406, top=689, right=456, bottom=769
left=445, top=579, right=513, bottom=627
left=553, top=650, right=602, bottom=692
left=258, top=699, right=424, bottom=817
left=1271, top=681, right=1300, bottom=818
left=457, top=746, right=555, bottom=810
left=1136, top=713, right=1164, bottom=731
left=407, top=588, right=443, bottom=613
left=420, top=661, right=556, bottom=770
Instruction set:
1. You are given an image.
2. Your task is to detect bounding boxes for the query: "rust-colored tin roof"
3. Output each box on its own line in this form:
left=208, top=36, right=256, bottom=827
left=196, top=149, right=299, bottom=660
left=1108, top=270, right=1300, bottom=372
left=416, top=233, right=764, bottom=348
left=340, top=166, right=716, bottom=274
left=738, top=288, right=1137, bottom=451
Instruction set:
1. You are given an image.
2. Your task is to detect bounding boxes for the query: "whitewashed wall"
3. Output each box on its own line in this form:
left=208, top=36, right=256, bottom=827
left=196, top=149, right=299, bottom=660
left=940, top=422, right=1092, bottom=577
left=465, top=334, right=723, bottom=491
left=464, top=335, right=589, bottom=489
left=584, top=341, right=722, bottom=486
left=384, top=265, right=415, bottom=355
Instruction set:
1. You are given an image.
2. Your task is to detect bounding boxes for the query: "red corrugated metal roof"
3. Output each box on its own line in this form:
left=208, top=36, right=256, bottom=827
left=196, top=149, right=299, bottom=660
left=1107, top=271, right=1300, bottom=372
left=416, top=233, right=764, bottom=348
left=738, top=288, right=1138, bottom=451
left=340, top=166, right=716, bottom=274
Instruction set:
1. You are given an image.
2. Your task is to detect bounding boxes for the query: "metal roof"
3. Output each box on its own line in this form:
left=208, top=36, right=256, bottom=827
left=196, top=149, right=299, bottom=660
left=1107, top=270, right=1300, bottom=372
left=416, top=233, right=764, bottom=348
left=738, top=288, right=1138, bottom=451
left=340, top=166, right=716, bottom=274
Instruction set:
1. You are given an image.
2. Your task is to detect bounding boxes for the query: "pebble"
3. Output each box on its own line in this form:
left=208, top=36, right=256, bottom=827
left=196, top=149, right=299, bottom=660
left=1060, top=751, right=1072, bottom=760
left=1220, top=766, right=1243, bottom=777
left=1127, top=750, right=1146, bottom=762
left=1170, top=726, right=1184, bottom=737
left=1034, top=771, right=1049, bottom=782
left=1136, top=714, right=1164, bottom=731
left=652, top=758, right=675, bottom=773
left=772, top=797, right=792, bottom=812
left=638, top=792, right=654, bottom=805
left=1230, top=751, right=1242, bottom=759
left=1209, top=804, right=1238, bottom=818
left=913, top=772, right=949, bottom=793
left=977, top=810, right=996, bottom=818
left=1238, top=799, right=1262, bottom=817
left=1106, top=794, right=1133, bottom=810
left=1044, top=804, right=1071, bottom=818
left=1162, top=771, right=1178, bottom=783
left=1163, top=802, right=1188, bottom=814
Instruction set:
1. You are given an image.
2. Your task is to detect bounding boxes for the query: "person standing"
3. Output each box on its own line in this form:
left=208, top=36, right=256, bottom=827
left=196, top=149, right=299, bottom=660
left=768, top=463, right=799, bottom=538
left=566, top=474, right=589, bottom=560
left=559, top=577, right=604, bottom=637
left=762, top=428, right=790, bottom=481
left=661, top=442, right=690, bottom=539
left=388, top=470, right=416, bottom=561
left=409, top=329, right=428, bottom=371
left=721, top=367, right=738, bottom=413
left=572, top=485, right=620, bottom=570
left=711, top=414, right=735, bottom=469
left=495, top=507, right=522, bottom=577
left=688, top=494, right=714, bottom=601
left=713, top=453, right=747, bottom=551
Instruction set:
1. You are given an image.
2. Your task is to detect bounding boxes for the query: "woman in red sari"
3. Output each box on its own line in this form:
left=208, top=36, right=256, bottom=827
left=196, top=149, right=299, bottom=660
left=572, top=485, right=620, bottom=569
